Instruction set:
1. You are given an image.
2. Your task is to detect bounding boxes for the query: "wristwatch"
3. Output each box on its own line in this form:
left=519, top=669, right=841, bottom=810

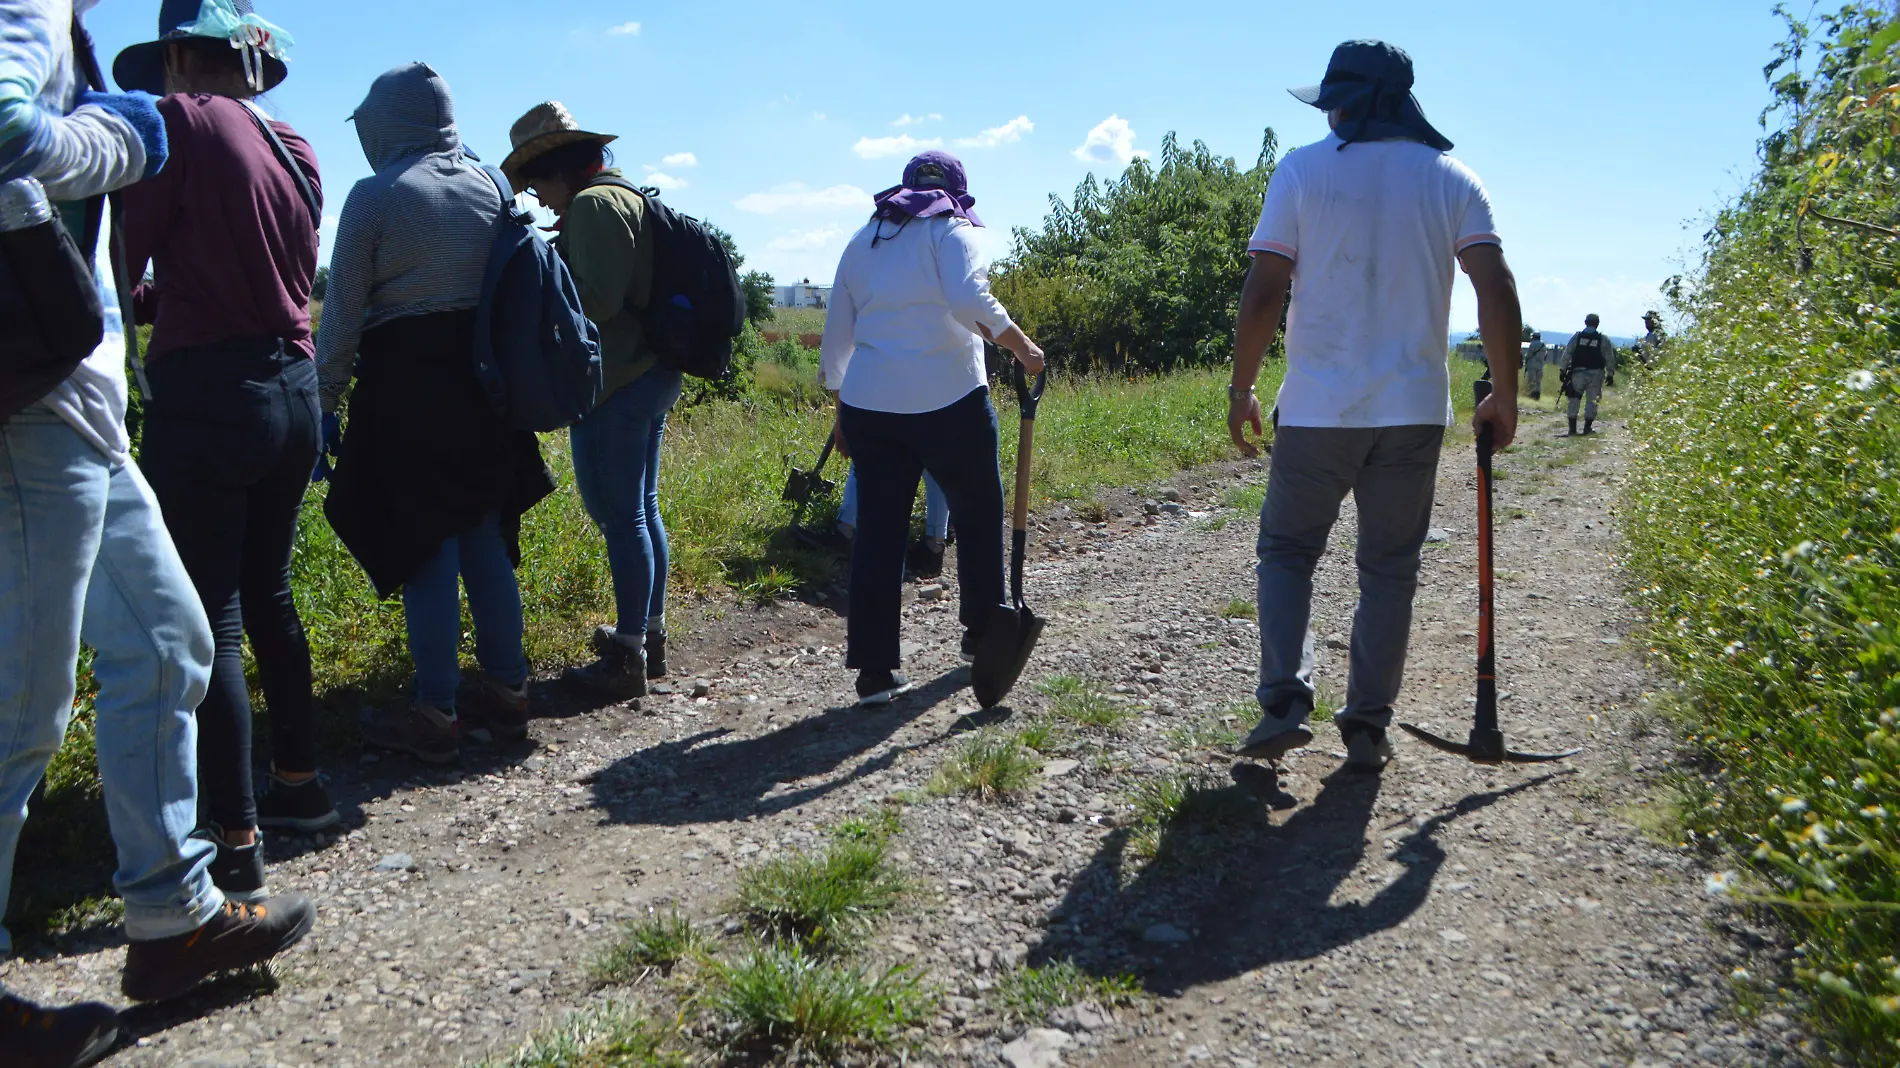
left=1228, top=384, right=1255, bottom=402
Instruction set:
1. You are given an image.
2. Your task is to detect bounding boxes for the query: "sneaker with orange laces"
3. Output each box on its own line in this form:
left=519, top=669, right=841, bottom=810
left=0, top=992, right=119, bottom=1068
left=120, top=893, right=316, bottom=1003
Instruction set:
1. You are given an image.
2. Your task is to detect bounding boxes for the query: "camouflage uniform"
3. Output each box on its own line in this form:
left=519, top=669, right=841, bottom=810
left=1521, top=335, right=1549, bottom=399
left=1561, top=322, right=1616, bottom=432
left=1636, top=312, right=1666, bottom=367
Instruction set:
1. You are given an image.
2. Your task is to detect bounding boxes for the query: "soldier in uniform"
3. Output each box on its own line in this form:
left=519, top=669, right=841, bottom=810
left=1522, top=330, right=1549, bottom=400
left=1560, top=313, right=1616, bottom=435
left=1636, top=310, right=1666, bottom=367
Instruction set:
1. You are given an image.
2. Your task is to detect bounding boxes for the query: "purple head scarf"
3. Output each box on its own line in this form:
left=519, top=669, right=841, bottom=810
left=871, top=151, right=983, bottom=227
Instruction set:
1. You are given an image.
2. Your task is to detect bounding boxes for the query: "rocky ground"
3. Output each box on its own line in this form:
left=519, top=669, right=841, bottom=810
left=3, top=406, right=1820, bottom=1067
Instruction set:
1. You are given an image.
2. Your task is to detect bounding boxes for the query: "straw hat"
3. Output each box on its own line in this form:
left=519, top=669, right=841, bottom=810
left=500, top=102, right=617, bottom=187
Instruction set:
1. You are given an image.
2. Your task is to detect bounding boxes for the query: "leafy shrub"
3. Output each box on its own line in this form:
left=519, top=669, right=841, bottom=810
left=1622, top=6, right=1900, bottom=1058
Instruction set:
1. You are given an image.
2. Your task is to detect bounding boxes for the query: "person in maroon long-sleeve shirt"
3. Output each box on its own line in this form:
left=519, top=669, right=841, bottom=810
left=115, top=16, right=335, bottom=907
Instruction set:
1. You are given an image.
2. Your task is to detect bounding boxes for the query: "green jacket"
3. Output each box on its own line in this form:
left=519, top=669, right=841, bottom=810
left=562, top=170, right=657, bottom=399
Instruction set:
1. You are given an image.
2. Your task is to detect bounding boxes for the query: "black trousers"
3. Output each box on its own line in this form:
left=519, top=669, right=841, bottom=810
left=839, top=386, right=1005, bottom=671
left=142, top=339, right=321, bottom=833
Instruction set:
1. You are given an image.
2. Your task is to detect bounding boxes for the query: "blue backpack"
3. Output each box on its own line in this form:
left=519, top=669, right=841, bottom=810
left=471, top=166, right=603, bottom=431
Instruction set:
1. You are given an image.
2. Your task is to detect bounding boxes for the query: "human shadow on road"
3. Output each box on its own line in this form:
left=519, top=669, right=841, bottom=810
left=1031, top=768, right=1562, bottom=996
left=588, top=666, right=977, bottom=827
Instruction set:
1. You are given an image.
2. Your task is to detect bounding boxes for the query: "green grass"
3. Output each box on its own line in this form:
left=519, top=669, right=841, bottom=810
left=1615, top=9, right=1900, bottom=1058
left=1014, top=719, right=1062, bottom=754
left=1036, top=674, right=1133, bottom=731
left=928, top=729, right=1044, bottom=800
left=477, top=1003, right=688, bottom=1068
left=766, top=306, right=828, bottom=335
left=1168, top=707, right=1246, bottom=752
left=703, top=942, right=931, bottom=1061
left=830, top=807, right=903, bottom=845
left=992, top=961, right=1143, bottom=1022
left=1127, top=772, right=1259, bottom=864
left=1222, top=483, right=1266, bottom=514
left=590, top=912, right=708, bottom=985
left=1219, top=598, right=1257, bottom=620
left=733, top=837, right=905, bottom=954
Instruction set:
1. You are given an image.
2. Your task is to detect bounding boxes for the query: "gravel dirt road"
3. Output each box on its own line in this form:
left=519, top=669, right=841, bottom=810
left=2, top=406, right=1814, bottom=1066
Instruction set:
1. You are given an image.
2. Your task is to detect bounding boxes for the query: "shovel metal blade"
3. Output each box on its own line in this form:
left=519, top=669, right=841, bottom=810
left=1397, top=722, right=1583, bottom=765
left=971, top=604, right=1045, bottom=709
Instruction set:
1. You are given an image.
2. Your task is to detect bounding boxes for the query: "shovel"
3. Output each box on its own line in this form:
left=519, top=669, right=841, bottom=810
left=782, top=433, right=838, bottom=527
left=971, top=363, right=1048, bottom=709
left=1398, top=378, right=1582, bottom=765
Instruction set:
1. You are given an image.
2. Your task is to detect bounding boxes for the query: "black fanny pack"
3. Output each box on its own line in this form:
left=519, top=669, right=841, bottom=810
left=0, top=17, right=112, bottom=423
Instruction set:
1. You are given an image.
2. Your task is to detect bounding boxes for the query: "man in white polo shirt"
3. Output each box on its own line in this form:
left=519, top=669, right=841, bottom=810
left=1227, top=39, right=1523, bottom=772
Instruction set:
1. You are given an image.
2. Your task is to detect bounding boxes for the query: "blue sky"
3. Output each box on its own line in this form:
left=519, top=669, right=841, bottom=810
left=84, top=0, right=1786, bottom=336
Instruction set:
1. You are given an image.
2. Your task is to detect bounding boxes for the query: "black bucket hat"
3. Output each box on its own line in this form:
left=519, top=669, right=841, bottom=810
left=1289, top=39, right=1452, bottom=152
left=114, top=0, right=293, bottom=96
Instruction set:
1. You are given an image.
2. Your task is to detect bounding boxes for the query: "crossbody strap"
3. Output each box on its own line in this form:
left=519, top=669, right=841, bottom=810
left=242, top=101, right=319, bottom=230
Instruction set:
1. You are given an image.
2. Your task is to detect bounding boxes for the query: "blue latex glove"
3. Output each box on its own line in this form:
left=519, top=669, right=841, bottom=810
left=311, top=412, right=342, bottom=483
left=76, top=90, right=168, bottom=180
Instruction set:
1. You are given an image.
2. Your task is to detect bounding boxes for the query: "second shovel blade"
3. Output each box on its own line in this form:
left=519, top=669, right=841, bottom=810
left=971, top=604, right=1045, bottom=709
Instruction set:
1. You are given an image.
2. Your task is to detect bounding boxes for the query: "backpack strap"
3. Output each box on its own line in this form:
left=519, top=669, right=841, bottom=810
left=241, top=102, right=320, bottom=231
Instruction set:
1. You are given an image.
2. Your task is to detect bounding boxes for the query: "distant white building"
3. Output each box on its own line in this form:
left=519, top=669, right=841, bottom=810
left=775, top=281, right=831, bottom=309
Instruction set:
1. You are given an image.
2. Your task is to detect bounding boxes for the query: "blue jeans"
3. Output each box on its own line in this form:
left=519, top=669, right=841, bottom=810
left=1256, top=425, right=1444, bottom=728
left=0, top=407, right=222, bottom=956
left=839, top=467, right=950, bottom=541
left=402, top=513, right=528, bottom=709
left=569, top=370, right=683, bottom=639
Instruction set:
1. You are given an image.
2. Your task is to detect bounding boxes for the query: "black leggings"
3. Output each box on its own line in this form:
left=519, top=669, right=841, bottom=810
left=142, top=339, right=321, bottom=833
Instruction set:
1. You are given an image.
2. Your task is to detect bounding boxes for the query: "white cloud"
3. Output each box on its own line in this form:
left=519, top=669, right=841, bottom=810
left=660, top=152, right=697, bottom=168
left=735, top=183, right=870, bottom=215
left=767, top=227, right=846, bottom=253
left=1072, top=114, right=1146, bottom=165
left=956, top=115, right=1034, bottom=149
left=642, top=168, right=687, bottom=190
left=813, top=111, right=827, bottom=121
left=607, top=21, right=641, bottom=35
left=853, top=133, right=943, bottom=160
left=891, top=112, right=943, bottom=127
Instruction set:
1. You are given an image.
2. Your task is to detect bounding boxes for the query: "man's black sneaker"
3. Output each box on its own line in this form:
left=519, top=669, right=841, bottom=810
left=855, top=669, right=914, bottom=707
left=0, top=994, right=119, bottom=1068
left=1340, top=718, right=1395, bottom=773
left=1237, top=699, right=1314, bottom=762
left=121, top=893, right=316, bottom=1004
left=194, top=827, right=268, bottom=905
left=906, top=537, right=945, bottom=579
left=255, top=773, right=340, bottom=834
left=563, top=626, right=648, bottom=700
left=645, top=630, right=668, bottom=679
left=960, top=629, right=982, bottom=663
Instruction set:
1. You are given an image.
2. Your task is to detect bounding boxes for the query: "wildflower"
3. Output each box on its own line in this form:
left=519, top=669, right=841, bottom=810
left=1862, top=805, right=1889, bottom=820
left=1879, top=995, right=1900, bottom=1016
left=1731, top=968, right=1751, bottom=982
left=1705, top=871, right=1739, bottom=896
left=1844, top=369, right=1877, bottom=392
left=1781, top=798, right=1809, bottom=814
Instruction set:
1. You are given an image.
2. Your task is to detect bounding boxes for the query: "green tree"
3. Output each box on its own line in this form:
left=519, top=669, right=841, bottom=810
left=708, top=224, right=777, bottom=324
left=992, top=129, right=1279, bottom=374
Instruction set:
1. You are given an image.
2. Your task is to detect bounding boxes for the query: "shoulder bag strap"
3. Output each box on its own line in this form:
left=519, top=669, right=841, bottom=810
left=241, top=101, right=320, bottom=230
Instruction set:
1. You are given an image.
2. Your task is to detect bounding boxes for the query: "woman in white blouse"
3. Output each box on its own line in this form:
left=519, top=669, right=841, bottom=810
left=819, top=151, right=1046, bottom=705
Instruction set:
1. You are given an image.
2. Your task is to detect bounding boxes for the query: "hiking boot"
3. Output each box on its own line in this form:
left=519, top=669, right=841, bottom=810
left=960, top=629, right=982, bottom=663
left=1582, top=419, right=1595, bottom=435
left=462, top=678, right=530, bottom=744
left=360, top=702, right=459, bottom=764
left=1529, top=390, right=1541, bottom=401
left=855, top=669, right=914, bottom=707
left=194, top=826, right=268, bottom=905
left=1237, top=699, right=1313, bottom=762
left=1566, top=418, right=1578, bottom=436
left=1340, top=718, right=1396, bottom=773
left=906, top=536, right=946, bottom=579
left=0, top=993, right=120, bottom=1068
left=645, top=630, right=668, bottom=679
left=563, top=626, right=647, bottom=700
left=121, top=894, right=316, bottom=1004
left=255, top=773, right=340, bottom=834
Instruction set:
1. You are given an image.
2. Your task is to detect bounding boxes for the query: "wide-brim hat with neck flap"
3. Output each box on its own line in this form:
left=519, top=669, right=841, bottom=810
left=1287, top=39, right=1451, bottom=152
left=500, top=102, right=618, bottom=188
left=114, top=0, right=294, bottom=95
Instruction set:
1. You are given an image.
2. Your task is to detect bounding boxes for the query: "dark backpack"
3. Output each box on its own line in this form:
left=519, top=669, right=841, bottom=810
left=471, top=166, right=603, bottom=431
left=588, top=177, right=744, bottom=381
